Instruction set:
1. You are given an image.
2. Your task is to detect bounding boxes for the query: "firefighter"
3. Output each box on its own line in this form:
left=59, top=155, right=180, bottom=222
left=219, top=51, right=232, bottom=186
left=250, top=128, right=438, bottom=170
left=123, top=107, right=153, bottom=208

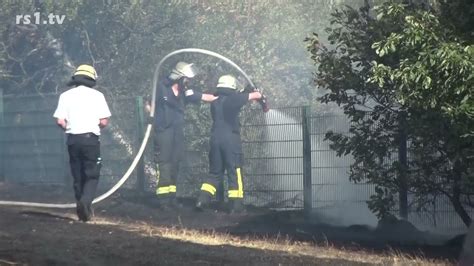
left=195, top=74, right=263, bottom=213
left=152, top=61, right=217, bottom=209
left=53, top=64, right=111, bottom=222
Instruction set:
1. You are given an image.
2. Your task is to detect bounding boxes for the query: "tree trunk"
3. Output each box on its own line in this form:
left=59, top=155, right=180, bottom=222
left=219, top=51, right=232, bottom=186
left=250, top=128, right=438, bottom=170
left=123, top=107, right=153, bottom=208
left=451, top=192, right=472, bottom=227
left=459, top=222, right=474, bottom=265
left=398, top=111, right=408, bottom=219
left=451, top=158, right=472, bottom=227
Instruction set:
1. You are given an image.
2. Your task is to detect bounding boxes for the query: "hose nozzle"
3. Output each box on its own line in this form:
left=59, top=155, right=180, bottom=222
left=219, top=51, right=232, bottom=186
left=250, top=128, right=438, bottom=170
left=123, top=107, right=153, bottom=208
left=259, top=95, right=269, bottom=113
left=247, top=85, right=269, bottom=113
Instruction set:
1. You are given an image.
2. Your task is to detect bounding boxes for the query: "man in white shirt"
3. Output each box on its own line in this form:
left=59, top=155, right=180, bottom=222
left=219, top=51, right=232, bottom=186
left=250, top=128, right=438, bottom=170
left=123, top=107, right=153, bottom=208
left=53, top=64, right=111, bottom=222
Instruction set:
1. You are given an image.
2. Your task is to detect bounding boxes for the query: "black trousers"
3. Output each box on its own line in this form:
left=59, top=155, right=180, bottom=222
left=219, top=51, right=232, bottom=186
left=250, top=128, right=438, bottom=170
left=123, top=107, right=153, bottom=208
left=154, top=125, right=185, bottom=197
left=200, top=132, right=244, bottom=200
left=67, top=133, right=101, bottom=205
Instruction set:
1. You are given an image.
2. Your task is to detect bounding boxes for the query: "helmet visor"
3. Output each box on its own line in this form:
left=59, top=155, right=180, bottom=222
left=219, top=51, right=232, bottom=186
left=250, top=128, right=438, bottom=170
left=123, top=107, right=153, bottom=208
left=180, top=63, right=198, bottom=78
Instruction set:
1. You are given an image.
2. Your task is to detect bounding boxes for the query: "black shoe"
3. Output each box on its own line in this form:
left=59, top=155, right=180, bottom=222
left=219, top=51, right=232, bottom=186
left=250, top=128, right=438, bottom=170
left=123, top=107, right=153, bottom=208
left=76, top=201, right=87, bottom=222
left=77, top=200, right=93, bottom=222
left=85, top=203, right=94, bottom=221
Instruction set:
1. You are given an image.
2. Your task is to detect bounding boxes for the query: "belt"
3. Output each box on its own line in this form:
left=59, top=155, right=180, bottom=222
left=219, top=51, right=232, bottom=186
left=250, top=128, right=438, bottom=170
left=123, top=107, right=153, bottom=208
left=68, top=133, right=97, bottom=138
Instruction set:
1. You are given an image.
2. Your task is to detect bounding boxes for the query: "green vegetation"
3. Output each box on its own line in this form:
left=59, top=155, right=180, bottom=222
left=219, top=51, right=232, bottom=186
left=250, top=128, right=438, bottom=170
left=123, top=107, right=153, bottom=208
left=0, top=0, right=353, bottom=106
left=1, top=0, right=472, bottom=227
left=307, top=0, right=473, bottom=225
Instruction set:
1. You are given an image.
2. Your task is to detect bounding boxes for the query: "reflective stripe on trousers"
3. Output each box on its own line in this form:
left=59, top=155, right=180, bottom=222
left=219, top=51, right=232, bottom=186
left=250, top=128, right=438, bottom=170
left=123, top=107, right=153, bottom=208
left=200, top=183, right=216, bottom=196
left=228, top=168, right=243, bottom=199
left=156, top=185, right=177, bottom=195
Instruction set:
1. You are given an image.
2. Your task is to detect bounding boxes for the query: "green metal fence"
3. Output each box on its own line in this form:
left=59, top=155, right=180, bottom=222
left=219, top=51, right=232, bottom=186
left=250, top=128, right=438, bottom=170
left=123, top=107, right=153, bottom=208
left=0, top=94, right=67, bottom=184
left=0, top=94, right=142, bottom=193
left=0, top=93, right=471, bottom=233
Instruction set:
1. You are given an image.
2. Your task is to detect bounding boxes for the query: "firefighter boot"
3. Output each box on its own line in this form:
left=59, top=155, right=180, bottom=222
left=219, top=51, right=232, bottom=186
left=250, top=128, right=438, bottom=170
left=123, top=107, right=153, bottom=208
left=168, top=194, right=183, bottom=209
left=228, top=199, right=245, bottom=214
left=155, top=195, right=172, bottom=211
left=195, top=191, right=211, bottom=211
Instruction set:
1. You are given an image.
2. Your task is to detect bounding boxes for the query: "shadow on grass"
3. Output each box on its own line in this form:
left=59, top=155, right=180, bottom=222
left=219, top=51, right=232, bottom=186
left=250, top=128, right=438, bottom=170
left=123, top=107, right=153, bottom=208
left=19, top=210, right=76, bottom=222
left=1, top=206, right=372, bottom=266
left=111, top=191, right=461, bottom=262
left=221, top=209, right=462, bottom=261
left=0, top=186, right=461, bottom=264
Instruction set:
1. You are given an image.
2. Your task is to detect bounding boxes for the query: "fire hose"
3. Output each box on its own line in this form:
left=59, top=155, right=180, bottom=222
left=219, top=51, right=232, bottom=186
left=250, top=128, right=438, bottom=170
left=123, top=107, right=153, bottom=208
left=0, top=48, right=266, bottom=209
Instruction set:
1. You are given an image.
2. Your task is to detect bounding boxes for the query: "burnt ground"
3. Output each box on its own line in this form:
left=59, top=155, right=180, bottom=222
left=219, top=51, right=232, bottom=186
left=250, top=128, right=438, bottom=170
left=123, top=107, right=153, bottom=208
left=0, top=182, right=462, bottom=265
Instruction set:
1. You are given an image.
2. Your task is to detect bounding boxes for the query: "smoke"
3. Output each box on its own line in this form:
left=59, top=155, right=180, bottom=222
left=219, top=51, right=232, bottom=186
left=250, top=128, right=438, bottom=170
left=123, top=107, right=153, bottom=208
left=249, top=108, right=378, bottom=227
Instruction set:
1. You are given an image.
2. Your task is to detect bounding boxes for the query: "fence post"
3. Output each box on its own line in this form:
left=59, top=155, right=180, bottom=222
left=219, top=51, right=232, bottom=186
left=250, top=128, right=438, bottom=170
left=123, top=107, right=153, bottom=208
left=136, top=96, right=145, bottom=193
left=0, top=88, right=3, bottom=182
left=398, top=111, right=408, bottom=220
left=0, top=88, right=3, bottom=126
left=302, top=106, right=312, bottom=218
left=62, top=133, right=71, bottom=187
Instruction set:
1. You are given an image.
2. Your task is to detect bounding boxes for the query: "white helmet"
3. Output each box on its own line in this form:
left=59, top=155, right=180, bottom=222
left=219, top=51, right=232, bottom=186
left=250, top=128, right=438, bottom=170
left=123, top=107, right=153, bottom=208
left=216, top=75, right=237, bottom=90
left=169, top=61, right=197, bottom=80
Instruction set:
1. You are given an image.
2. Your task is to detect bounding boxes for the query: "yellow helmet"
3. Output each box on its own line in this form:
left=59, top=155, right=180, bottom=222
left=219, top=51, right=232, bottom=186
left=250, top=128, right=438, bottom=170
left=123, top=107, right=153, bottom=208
left=73, top=64, right=98, bottom=80
left=216, top=75, right=237, bottom=90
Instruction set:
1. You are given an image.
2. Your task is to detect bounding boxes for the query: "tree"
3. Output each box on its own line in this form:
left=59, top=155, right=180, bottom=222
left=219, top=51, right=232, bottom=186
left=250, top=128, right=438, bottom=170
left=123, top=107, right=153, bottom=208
left=0, top=0, right=344, bottom=106
left=306, top=1, right=405, bottom=219
left=370, top=2, right=474, bottom=226
left=306, top=1, right=474, bottom=226
left=371, top=3, right=473, bottom=126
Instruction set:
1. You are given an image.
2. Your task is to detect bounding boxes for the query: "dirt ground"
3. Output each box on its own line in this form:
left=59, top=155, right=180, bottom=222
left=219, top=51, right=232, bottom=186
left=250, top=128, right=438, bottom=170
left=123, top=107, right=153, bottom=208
left=0, top=182, right=461, bottom=265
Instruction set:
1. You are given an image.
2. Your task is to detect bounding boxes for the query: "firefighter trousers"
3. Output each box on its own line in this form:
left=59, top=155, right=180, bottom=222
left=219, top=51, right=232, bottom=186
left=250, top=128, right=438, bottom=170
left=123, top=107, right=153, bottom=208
left=200, top=132, right=244, bottom=200
left=154, top=125, right=185, bottom=197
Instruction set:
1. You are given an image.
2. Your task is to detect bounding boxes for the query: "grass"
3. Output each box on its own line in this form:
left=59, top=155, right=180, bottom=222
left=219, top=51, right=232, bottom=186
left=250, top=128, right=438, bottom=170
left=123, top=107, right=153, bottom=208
left=90, top=216, right=455, bottom=266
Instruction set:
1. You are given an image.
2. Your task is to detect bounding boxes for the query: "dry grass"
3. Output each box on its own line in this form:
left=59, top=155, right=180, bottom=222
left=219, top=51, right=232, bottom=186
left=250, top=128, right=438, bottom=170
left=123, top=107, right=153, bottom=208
left=91, top=217, right=455, bottom=266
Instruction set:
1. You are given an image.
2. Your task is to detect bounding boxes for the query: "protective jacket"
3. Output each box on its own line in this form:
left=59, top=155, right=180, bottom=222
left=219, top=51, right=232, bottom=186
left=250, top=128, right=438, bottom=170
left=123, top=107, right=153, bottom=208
left=155, top=78, right=201, bottom=131
left=154, top=78, right=202, bottom=197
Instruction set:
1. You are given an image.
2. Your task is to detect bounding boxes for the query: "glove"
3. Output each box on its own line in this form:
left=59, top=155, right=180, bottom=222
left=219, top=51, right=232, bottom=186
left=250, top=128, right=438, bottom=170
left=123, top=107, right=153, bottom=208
left=258, top=94, right=270, bottom=113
